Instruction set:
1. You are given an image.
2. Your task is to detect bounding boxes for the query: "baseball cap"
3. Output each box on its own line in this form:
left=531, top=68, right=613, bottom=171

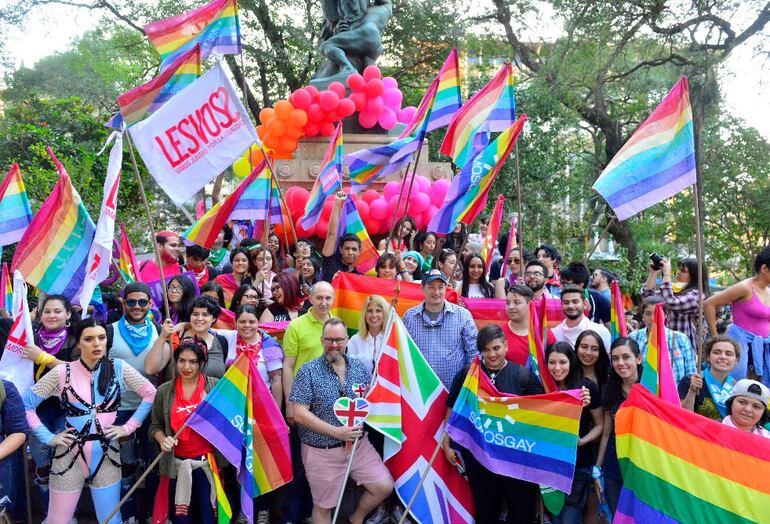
left=729, top=379, right=770, bottom=408
left=422, top=269, right=448, bottom=285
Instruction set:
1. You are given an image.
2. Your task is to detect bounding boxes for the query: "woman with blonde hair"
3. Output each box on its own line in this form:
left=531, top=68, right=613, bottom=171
left=347, top=295, right=391, bottom=375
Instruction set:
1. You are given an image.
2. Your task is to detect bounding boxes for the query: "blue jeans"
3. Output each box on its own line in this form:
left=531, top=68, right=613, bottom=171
left=28, top=405, right=66, bottom=505
left=168, top=467, right=216, bottom=524
left=550, top=467, right=592, bottom=524
left=0, top=449, right=26, bottom=521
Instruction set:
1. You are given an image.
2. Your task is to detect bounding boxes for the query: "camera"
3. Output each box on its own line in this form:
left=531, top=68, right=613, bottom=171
left=649, top=252, right=664, bottom=271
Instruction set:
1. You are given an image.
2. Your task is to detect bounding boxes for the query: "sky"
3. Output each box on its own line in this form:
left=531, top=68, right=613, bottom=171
left=3, top=2, right=769, bottom=139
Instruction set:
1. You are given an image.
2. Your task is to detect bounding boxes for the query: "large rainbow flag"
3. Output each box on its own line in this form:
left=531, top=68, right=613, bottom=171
left=300, top=124, right=342, bottom=229
left=144, top=0, right=241, bottom=67
left=609, top=278, right=628, bottom=342
left=439, top=63, right=515, bottom=167
left=118, top=223, right=140, bottom=283
left=335, top=194, right=379, bottom=273
left=12, top=147, right=96, bottom=299
left=446, top=357, right=583, bottom=492
left=428, top=48, right=462, bottom=131
left=206, top=452, right=232, bottom=524
left=639, top=303, right=679, bottom=405
left=0, top=263, right=12, bottom=314
left=530, top=300, right=557, bottom=392
left=614, top=384, right=770, bottom=523
left=116, top=45, right=201, bottom=126
left=592, top=77, right=696, bottom=221
left=183, top=161, right=269, bottom=248
left=480, top=194, right=504, bottom=272
left=0, top=164, right=33, bottom=246
left=429, top=115, right=526, bottom=234
left=186, top=354, right=291, bottom=522
left=330, top=272, right=458, bottom=336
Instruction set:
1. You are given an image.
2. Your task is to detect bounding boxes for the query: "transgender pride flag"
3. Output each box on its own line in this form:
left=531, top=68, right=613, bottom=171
left=592, top=77, right=696, bottom=220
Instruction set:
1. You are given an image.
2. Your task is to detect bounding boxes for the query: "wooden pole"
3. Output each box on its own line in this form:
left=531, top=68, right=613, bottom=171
left=124, top=132, right=172, bottom=320
left=693, top=183, right=705, bottom=368
left=331, top=437, right=362, bottom=524
left=399, top=150, right=423, bottom=228
left=22, top=446, right=32, bottom=524
left=514, top=144, right=525, bottom=277
left=262, top=150, right=298, bottom=245
left=397, top=433, right=445, bottom=524
left=584, top=216, right=616, bottom=265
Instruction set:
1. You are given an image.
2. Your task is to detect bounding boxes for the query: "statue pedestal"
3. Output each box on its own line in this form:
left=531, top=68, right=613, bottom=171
left=272, top=133, right=452, bottom=192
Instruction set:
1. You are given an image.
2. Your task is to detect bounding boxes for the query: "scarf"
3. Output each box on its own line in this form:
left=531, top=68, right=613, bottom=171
left=672, top=282, right=689, bottom=294
left=236, top=334, right=263, bottom=361
left=36, top=325, right=68, bottom=355
left=208, top=247, right=228, bottom=267
left=191, top=266, right=209, bottom=287
left=118, top=316, right=154, bottom=356
left=703, top=368, right=735, bottom=418
left=170, top=374, right=205, bottom=439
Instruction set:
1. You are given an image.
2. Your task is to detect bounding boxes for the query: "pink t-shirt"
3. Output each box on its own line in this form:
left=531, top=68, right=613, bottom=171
left=722, top=415, right=770, bottom=439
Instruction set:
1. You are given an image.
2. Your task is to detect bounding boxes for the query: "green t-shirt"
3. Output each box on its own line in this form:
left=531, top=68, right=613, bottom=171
left=283, top=307, right=325, bottom=377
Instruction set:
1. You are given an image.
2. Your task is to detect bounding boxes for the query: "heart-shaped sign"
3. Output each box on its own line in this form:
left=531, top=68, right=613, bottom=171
left=333, top=397, right=370, bottom=427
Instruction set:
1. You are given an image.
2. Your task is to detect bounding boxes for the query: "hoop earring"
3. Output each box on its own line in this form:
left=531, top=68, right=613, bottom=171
left=66, top=321, right=71, bottom=327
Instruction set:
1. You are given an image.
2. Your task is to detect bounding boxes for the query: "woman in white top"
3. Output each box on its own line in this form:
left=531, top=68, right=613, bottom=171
left=347, top=295, right=391, bottom=375
left=457, top=253, right=495, bottom=299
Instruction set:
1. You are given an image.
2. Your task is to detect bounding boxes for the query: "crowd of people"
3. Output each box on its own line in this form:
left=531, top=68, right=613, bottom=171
left=0, top=189, right=768, bottom=524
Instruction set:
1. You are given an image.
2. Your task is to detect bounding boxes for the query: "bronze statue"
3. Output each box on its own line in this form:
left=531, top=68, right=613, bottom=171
left=315, top=0, right=393, bottom=79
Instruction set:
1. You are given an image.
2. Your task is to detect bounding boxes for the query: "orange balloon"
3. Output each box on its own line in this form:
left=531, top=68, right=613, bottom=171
left=256, top=124, right=267, bottom=138
left=267, top=117, right=287, bottom=136
left=285, top=126, right=304, bottom=140
left=259, top=107, right=275, bottom=124
left=289, top=109, right=308, bottom=128
left=249, top=148, right=266, bottom=165
left=263, top=133, right=280, bottom=150
left=274, top=100, right=294, bottom=120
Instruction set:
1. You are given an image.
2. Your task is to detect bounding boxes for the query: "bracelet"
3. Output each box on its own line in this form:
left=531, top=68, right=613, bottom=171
left=34, top=352, right=50, bottom=366
left=399, top=268, right=408, bottom=274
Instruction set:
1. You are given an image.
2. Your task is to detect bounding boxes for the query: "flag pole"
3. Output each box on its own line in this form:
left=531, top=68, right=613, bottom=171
left=692, top=183, right=705, bottom=368
left=514, top=144, right=525, bottom=277
left=397, top=432, right=445, bottom=524
left=384, top=153, right=418, bottom=254
left=262, top=150, right=298, bottom=247
left=331, top=436, right=362, bottom=524
left=584, top=214, right=616, bottom=265
left=124, top=132, right=172, bottom=320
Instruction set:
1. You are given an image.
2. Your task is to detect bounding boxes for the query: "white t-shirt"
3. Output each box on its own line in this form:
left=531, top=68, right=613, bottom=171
left=552, top=316, right=612, bottom=353
left=346, top=332, right=385, bottom=375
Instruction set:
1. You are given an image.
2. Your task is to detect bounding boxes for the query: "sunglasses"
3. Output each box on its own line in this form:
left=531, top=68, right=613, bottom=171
left=125, top=299, right=150, bottom=308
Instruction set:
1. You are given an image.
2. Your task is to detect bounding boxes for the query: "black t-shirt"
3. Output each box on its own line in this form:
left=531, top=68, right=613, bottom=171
left=321, top=253, right=359, bottom=283
left=677, top=376, right=722, bottom=422
left=587, top=289, right=610, bottom=324
left=575, top=377, right=601, bottom=467
left=446, top=361, right=545, bottom=408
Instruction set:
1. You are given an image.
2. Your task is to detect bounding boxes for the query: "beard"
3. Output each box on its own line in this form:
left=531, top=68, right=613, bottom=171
left=527, top=280, right=544, bottom=293
left=564, top=309, right=583, bottom=320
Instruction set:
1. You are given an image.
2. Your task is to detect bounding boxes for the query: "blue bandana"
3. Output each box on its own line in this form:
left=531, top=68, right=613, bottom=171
left=118, top=317, right=154, bottom=356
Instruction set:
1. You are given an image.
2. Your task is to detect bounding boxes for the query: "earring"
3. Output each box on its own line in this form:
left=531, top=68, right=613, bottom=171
left=66, top=321, right=71, bottom=327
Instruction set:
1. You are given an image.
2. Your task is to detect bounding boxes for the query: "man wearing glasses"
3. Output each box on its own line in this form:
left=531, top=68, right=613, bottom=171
left=290, top=317, right=393, bottom=524
left=403, top=269, right=478, bottom=389
left=523, top=260, right=555, bottom=301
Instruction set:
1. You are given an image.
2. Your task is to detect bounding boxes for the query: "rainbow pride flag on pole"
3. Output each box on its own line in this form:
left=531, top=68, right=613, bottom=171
left=186, top=354, right=292, bottom=522
left=429, top=115, right=526, bottom=234
left=117, top=45, right=201, bottom=126
left=446, top=357, right=583, bottom=492
left=144, top=0, right=241, bottom=67
left=0, top=263, right=12, bottom=314
left=428, top=48, right=462, bottom=131
left=0, top=164, right=33, bottom=246
left=614, top=384, right=770, bottom=523
left=335, top=194, right=379, bottom=273
left=183, top=161, right=269, bottom=248
left=639, top=303, right=679, bottom=405
left=592, top=77, right=696, bottom=221
left=609, top=279, right=628, bottom=342
left=301, top=124, right=342, bottom=229
left=12, top=147, right=96, bottom=299
left=529, top=300, right=557, bottom=393
left=118, top=223, right=140, bottom=283
left=480, top=194, right=504, bottom=272
left=206, top=452, right=233, bottom=524
left=440, top=63, right=515, bottom=167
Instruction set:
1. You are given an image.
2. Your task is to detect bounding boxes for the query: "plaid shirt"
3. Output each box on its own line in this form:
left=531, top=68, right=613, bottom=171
left=629, top=326, right=697, bottom=384
left=402, top=301, right=478, bottom=389
left=641, top=281, right=704, bottom=349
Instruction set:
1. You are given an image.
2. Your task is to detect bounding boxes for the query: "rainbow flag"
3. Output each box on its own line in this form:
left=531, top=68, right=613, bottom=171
left=186, top=354, right=291, bottom=521
left=462, top=297, right=507, bottom=330
left=529, top=300, right=557, bottom=392
left=609, top=279, right=628, bottom=342
left=144, top=0, right=241, bottom=67
left=0, top=263, right=12, bottom=314
left=347, top=80, right=436, bottom=193
left=267, top=167, right=296, bottom=244
left=0, top=164, right=33, bottom=246
left=206, top=452, right=233, bottom=524
left=446, top=357, right=583, bottom=491
left=480, top=194, right=504, bottom=272
left=335, top=194, right=379, bottom=273
left=592, top=77, right=696, bottom=221
left=640, top=303, right=679, bottom=404
left=12, top=147, right=95, bottom=299
left=118, top=223, right=139, bottom=283
left=429, top=115, right=526, bottom=234
left=614, top=384, right=770, bottom=523
left=440, top=63, right=515, bottom=167
left=501, top=213, right=517, bottom=280
left=117, top=45, right=201, bottom=126
left=331, top=272, right=459, bottom=336
left=301, top=124, right=342, bottom=229
left=398, top=76, right=440, bottom=139
left=183, top=161, right=270, bottom=248
left=428, top=48, right=462, bottom=131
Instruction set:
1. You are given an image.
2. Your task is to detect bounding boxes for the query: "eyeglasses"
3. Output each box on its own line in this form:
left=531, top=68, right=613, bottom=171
left=323, top=337, right=347, bottom=345
left=507, top=258, right=521, bottom=264
left=126, top=299, right=150, bottom=308
left=168, top=286, right=183, bottom=292
left=524, top=271, right=544, bottom=277
left=270, top=286, right=281, bottom=293
left=243, top=294, right=259, bottom=300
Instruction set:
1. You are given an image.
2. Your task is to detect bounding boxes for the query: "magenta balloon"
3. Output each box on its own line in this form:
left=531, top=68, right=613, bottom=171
left=416, top=175, right=431, bottom=193
left=411, top=192, right=431, bottom=213
left=337, top=98, right=356, bottom=117
left=304, top=122, right=320, bottom=137
left=304, top=85, right=318, bottom=97
left=319, top=121, right=335, bottom=136
left=350, top=92, right=367, bottom=112
left=363, top=65, right=381, bottom=82
left=327, top=81, right=347, bottom=97
left=358, top=110, right=378, bottom=128
left=378, top=108, right=397, bottom=130
left=382, top=77, right=398, bottom=90
left=361, top=189, right=380, bottom=204
left=318, top=90, right=340, bottom=111
left=294, top=188, right=310, bottom=209
left=291, top=89, right=312, bottom=110
left=347, top=73, right=366, bottom=91
left=430, top=178, right=451, bottom=206
left=366, top=78, right=385, bottom=98
left=382, top=88, right=403, bottom=110
left=398, top=106, right=417, bottom=124
left=307, top=103, right=324, bottom=123
left=383, top=180, right=401, bottom=200
left=366, top=96, right=384, bottom=114
left=369, top=198, right=388, bottom=220
left=355, top=199, right=370, bottom=222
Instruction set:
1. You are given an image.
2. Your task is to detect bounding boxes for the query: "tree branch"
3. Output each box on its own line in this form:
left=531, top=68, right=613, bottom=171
left=224, top=55, right=261, bottom=121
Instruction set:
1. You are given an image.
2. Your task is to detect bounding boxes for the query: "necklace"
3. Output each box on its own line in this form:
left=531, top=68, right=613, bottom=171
left=486, top=361, right=508, bottom=385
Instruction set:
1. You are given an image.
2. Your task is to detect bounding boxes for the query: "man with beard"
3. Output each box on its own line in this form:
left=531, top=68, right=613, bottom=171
left=523, top=260, right=554, bottom=300
left=552, top=284, right=612, bottom=351
left=321, top=191, right=362, bottom=282
left=290, top=317, right=393, bottom=524
left=138, top=231, right=184, bottom=282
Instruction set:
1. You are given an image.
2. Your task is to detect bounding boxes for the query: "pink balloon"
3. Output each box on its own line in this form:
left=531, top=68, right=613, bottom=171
left=327, top=81, right=346, bottom=97
left=398, top=106, right=417, bottom=124
left=382, top=77, right=398, bottom=90
left=363, top=65, right=381, bottom=82
left=361, top=189, right=380, bottom=204
left=422, top=207, right=437, bottom=229
left=382, top=88, right=403, bottom=110
left=416, top=175, right=431, bottom=193
left=319, top=122, right=335, bottom=136
left=338, top=98, right=355, bottom=117
left=355, top=199, right=370, bottom=221
left=304, top=85, right=319, bottom=97
left=369, top=198, right=388, bottom=220
left=430, top=179, right=450, bottom=206
left=304, top=122, right=320, bottom=137
left=307, top=103, right=324, bottom=123
left=350, top=92, right=367, bottom=112
left=410, top=192, right=431, bottom=213
left=318, top=90, right=339, bottom=112
left=358, top=111, right=378, bottom=128
left=290, top=89, right=312, bottom=110
left=383, top=180, right=401, bottom=200
left=347, top=73, right=366, bottom=91
left=295, top=217, right=315, bottom=238
left=413, top=211, right=425, bottom=230
left=366, top=78, right=385, bottom=98
left=378, top=108, right=397, bottom=130
left=315, top=219, right=329, bottom=239
left=388, top=194, right=408, bottom=216
left=366, top=96, right=384, bottom=114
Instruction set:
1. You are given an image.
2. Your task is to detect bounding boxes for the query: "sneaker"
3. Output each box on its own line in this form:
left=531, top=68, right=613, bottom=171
left=365, top=504, right=390, bottom=524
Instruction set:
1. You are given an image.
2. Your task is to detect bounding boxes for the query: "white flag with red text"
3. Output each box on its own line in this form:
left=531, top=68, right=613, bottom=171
left=80, top=131, right=122, bottom=312
left=0, top=270, right=34, bottom=394
left=128, top=61, right=258, bottom=204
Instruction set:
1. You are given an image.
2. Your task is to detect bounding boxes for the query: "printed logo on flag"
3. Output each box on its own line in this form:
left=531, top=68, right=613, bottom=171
left=334, top=397, right=369, bottom=427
